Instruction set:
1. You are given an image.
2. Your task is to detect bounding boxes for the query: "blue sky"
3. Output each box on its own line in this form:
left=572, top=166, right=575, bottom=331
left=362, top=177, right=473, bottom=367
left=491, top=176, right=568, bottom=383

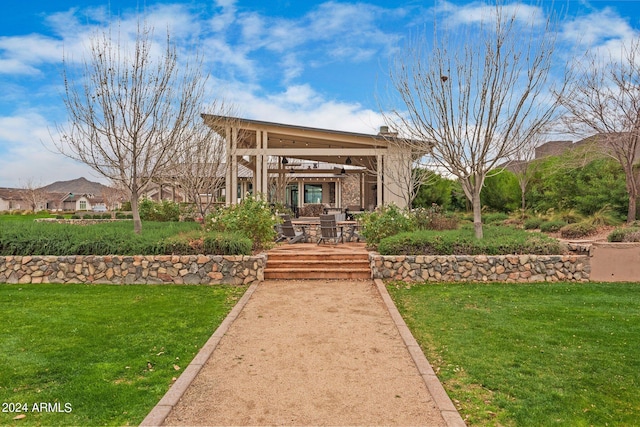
left=1, top=0, right=639, bottom=187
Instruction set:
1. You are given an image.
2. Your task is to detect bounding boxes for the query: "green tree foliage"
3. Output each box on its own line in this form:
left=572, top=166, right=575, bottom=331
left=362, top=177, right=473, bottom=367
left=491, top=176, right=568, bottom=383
left=527, top=156, right=627, bottom=218
left=412, top=171, right=454, bottom=209
left=480, top=169, right=521, bottom=213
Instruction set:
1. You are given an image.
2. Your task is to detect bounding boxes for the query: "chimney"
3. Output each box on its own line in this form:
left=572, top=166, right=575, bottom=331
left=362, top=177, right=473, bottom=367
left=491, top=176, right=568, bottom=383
left=378, top=125, right=398, bottom=137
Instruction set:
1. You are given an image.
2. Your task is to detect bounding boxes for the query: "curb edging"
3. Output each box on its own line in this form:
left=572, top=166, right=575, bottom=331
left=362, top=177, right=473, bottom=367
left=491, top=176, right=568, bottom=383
left=139, top=281, right=260, bottom=426
left=374, top=278, right=467, bottom=427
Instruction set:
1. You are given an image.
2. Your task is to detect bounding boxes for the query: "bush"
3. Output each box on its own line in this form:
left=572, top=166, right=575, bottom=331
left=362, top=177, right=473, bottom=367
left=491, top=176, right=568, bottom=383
left=203, top=233, right=252, bottom=255
left=206, top=195, right=277, bottom=251
left=358, top=204, right=415, bottom=246
left=524, top=218, right=544, bottom=230
left=608, top=227, right=640, bottom=242
left=560, top=222, right=597, bottom=239
left=412, top=205, right=459, bottom=231
left=0, top=221, right=202, bottom=256
left=540, top=220, right=567, bottom=233
left=377, top=225, right=561, bottom=255
left=139, top=199, right=181, bottom=222
left=483, top=212, right=510, bottom=225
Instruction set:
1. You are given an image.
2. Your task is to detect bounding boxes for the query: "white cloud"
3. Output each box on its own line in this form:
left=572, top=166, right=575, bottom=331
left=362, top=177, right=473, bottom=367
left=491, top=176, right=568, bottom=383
left=0, top=112, right=106, bottom=187
left=561, top=7, right=636, bottom=47
left=434, top=1, right=545, bottom=28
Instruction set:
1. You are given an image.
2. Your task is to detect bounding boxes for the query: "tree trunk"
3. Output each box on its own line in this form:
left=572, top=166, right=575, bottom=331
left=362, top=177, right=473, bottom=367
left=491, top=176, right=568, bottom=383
left=130, top=191, right=142, bottom=234
left=629, top=193, right=637, bottom=224
left=472, top=189, right=483, bottom=239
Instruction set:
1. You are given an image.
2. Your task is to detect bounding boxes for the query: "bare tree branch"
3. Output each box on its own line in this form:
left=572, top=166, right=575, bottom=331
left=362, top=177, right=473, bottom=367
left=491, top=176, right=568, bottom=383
left=559, top=37, right=640, bottom=222
left=54, top=19, right=211, bottom=233
left=386, top=2, right=565, bottom=238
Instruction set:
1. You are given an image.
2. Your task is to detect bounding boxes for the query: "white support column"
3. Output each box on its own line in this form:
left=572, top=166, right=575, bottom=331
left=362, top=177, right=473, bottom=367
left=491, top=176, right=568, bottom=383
left=231, top=127, right=238, bottom=204
left=225, top=126, right=232, bottom=206
left=377, top=154, right=383, bottom=208
left=254, top=130, right=262, bottom=198
left=261, top=131, right=269, bottom=197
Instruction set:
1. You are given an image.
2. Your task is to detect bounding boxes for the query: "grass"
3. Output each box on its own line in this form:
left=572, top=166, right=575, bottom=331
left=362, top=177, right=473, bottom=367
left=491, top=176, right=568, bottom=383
left=0, top=283, right=247, bottom=426
left=388, top=281, right=640, bottom=426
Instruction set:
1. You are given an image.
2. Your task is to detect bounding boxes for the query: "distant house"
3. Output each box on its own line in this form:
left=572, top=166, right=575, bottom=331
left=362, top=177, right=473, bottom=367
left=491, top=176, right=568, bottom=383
left=0, top=187, right=25, bottom=211
left=61, top=193, right=106, bottom=211
left=0, top=178, right=119, bottom=212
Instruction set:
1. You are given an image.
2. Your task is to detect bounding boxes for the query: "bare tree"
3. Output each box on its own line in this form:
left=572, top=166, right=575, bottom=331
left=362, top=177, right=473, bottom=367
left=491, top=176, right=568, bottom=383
left=170, top=113, right=232, bottom=218
left=19, top=179, right=47, bottom=212
left=386, top=3, right=564, bottom=238
left=365, top=137, right=434, bottom=208
left=269, top=156, right=297, bottom=206
left=55, top=20, right=210, bottom=233
left=559, top=37, right=640, bottom=223
left=101, top=182, right=127, bottom=211
left=508, top=134, right=545, bottom=213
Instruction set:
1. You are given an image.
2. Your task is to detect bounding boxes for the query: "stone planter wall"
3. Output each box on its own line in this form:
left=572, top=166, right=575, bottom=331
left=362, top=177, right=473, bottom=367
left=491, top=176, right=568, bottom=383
left=370, top=253, right=590, bottom=282
left=0, top=254, right=265, bottom=285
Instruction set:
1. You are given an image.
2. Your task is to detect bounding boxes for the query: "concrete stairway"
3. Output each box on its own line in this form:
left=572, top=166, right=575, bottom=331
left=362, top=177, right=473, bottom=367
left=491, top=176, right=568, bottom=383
left=265, top=243, right=371, bottom=280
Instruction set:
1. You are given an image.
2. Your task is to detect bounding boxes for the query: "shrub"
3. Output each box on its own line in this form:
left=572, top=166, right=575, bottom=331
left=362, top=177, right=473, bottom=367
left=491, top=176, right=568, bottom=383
left=589, top=205, right=623, bottom=227
left=139, top=199, right=181, bottom=222
left=0, top=221, right=201, bottom=256
left=540, top=220, right=567, bottom=233
left=524, top=218, right=544, bottom=230
left=483, top=212, right=510, bottom=225
left=206, top=195, right=277, bottom=251
left=412, top=205, right=459, bottom=231
left=203, top=232, right=252, bottom=255
left=560, top=222, right=597, bottom=239
left=377, top=225, right=561, bottom=255
left=358, top=204, right=415, bottom=246
left=608, top=227, right=640, bottom=242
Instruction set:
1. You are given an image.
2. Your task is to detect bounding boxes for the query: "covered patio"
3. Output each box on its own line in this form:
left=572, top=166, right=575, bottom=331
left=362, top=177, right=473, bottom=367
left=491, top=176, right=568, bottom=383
left=203, top=115, right=414, bottom=212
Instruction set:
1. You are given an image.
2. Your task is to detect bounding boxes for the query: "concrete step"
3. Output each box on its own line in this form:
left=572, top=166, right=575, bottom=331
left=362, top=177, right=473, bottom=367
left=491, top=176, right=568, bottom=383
left=267, top=253, right=369, bottom=262
left=266, top=259, right=370, bottom=269
left=265, top=243, right=371, bottom=280
left=264, top=267, right=371, bottom=280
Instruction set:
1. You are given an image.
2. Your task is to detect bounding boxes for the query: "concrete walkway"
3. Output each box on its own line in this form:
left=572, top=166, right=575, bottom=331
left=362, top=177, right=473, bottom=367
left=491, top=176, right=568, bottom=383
left=141, top=279, right=465, bottom=426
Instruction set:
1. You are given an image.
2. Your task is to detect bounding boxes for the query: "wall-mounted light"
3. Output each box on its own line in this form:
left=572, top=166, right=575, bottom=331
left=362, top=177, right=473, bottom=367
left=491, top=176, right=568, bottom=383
left=345, top=157, right=352, bottom=165
left=340, top=167, right=346, bottom=174
left=281, top=157, right=289, bottom=164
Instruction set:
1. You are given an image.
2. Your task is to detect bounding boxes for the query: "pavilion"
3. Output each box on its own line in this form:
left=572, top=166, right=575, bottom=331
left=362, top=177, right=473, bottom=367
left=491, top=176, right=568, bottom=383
left=203, top=115, right=415, bottom=211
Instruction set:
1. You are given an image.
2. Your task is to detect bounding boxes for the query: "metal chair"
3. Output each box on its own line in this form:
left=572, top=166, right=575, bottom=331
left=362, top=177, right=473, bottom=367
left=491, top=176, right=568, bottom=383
left=276, top=215, right=308, bottom=244
left=317, top=214, right=344, bottom=244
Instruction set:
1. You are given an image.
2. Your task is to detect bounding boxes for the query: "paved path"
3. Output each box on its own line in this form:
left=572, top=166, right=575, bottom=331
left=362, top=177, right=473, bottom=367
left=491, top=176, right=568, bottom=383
left=141, top=279, right=465, bottom=426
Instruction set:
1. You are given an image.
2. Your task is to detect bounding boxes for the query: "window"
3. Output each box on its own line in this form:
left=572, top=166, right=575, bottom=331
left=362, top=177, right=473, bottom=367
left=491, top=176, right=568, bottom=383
left=79, top=200, right=87, bottom=210
left=304, top=184, right=322, bottom=204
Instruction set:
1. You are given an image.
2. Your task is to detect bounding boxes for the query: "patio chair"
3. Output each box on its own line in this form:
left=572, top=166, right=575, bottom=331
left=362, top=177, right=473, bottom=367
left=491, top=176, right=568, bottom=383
left=276, top=215, right=308, bottom=244
left=317, top=214, right=344, bottom=245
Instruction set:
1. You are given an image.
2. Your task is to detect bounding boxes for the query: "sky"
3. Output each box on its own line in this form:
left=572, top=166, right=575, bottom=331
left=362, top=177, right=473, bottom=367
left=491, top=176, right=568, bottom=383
left=1, top=0, right=640, bottom=187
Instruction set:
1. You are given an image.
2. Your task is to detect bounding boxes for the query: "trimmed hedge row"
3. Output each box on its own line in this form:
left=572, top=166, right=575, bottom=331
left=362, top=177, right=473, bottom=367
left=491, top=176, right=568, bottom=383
left=377, top=225, right=562, bottom=256
left=0, top=221, right=251, bottom=256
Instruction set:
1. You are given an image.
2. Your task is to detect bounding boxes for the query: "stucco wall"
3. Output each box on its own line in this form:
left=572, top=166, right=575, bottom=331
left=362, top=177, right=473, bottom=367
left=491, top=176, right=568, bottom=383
left=589, top=242, right=640, bottom=282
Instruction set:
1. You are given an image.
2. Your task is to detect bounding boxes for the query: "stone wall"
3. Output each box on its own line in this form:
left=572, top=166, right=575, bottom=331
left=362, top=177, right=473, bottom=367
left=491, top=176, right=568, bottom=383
left=0, top=254, right=265, bottom=285
left=370, top=253, right=590, bottom=282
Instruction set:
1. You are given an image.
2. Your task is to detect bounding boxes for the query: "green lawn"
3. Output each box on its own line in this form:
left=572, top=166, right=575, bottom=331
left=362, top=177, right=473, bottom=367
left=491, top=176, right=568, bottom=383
left=0, top=283, right=247, bottom=426
left=388, top=282, right=640, bottom=426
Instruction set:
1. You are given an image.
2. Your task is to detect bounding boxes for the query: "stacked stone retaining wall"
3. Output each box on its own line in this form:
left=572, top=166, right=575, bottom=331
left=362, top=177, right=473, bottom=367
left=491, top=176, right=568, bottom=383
left=0, top=254, right=265, bottom=285
left=370, top=253, right=590, bottom=282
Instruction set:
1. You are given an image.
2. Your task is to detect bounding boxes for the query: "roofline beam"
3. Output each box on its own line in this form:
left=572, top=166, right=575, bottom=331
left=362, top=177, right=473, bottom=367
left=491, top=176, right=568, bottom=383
left=234, top=148, right=383, bottom=156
